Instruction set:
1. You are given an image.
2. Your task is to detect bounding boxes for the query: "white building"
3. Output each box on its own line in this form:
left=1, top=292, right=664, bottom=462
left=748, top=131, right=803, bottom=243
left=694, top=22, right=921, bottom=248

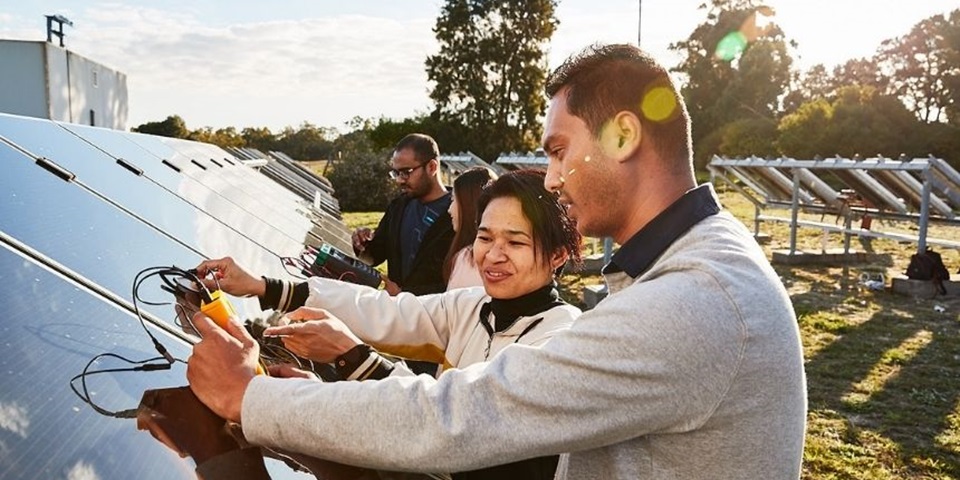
left=0, top=39, right=128, bottom=130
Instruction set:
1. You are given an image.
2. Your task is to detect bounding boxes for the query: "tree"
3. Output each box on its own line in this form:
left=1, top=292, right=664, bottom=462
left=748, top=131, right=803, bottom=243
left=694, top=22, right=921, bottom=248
left=131, top=115, right=190, bottom=138
left=937, top=9, right=960, bottom=125
left=716, top=117, right=779, bottom=159
left=831, top=57, right=885, bottom=92
left=241, top=127, right=279, bottom=153
left=189, top=126, right=244, bottom=148
left=326, top=122, right=395, bottom=211
left=782, top=64, right=832, bottom=115
left=367, top=114, right=471, bottom=156
left=275, top=122, right=337, bottom=160
left=777, top=86, right=922, bottom=159
left=782, top=58, right=886, bottom=116
left=876, top=12, right=957, bottom=123
left=776, top=98, right=832, bottom=159
left=426, top=0, right=558, bottom=161
left=670, top=1, right=792, bottom=168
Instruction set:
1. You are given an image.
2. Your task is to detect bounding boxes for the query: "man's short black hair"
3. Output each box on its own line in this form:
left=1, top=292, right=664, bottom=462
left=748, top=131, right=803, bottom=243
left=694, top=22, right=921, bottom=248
left=545, top=43, right=692, bottom=170
left=395, top=133, right=440, bottom=165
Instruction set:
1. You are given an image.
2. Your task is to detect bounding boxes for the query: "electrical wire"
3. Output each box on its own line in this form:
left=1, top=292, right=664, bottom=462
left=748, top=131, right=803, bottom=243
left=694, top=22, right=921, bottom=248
left=70, top=265, right=208, bottom=418
left=69, top=353, right=183, bottom=418
left=71, top=263, right=337, bottom=418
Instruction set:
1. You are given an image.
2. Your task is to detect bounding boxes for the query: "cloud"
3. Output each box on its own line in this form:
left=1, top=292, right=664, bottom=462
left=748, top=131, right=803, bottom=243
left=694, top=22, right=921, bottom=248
left=0, top=401, right=29, bottom=438
left=71, top=6, right=434, bottom=95
left=18, top=4, right=438, bottom=129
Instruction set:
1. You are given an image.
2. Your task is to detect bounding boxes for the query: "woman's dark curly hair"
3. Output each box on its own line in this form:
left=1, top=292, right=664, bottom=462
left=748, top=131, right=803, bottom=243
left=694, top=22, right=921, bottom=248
left=476, top=169, right=582, bottom=271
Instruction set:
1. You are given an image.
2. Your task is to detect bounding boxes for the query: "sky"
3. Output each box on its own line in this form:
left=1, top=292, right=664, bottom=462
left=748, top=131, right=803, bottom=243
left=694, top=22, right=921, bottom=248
left=1, top=0, right=956, bottom=133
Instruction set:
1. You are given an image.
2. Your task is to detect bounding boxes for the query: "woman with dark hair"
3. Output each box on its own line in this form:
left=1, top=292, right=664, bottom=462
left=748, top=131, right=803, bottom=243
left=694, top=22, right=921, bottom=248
left=444, top=167, right=497, bottom=290
left=195, top=169, right=582, bottom=480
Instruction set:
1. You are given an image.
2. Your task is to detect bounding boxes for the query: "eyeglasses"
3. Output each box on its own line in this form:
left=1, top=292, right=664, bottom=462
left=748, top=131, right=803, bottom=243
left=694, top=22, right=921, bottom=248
left=388, top=163, right=428, bottom=180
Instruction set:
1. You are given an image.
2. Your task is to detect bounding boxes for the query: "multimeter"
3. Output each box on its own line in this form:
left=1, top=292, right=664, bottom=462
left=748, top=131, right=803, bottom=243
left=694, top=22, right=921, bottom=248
left=199, top=289, right=267, bottom=376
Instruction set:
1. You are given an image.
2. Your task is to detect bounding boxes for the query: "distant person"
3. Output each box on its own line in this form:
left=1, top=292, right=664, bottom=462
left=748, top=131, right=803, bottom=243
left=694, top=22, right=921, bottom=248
left=352, top=133, right=454, bottom=297
left=195, top=169, right=582, bottom=479
left=444, top=167, right=498, bottom=290
left=188, top=43, right=806, bottom=479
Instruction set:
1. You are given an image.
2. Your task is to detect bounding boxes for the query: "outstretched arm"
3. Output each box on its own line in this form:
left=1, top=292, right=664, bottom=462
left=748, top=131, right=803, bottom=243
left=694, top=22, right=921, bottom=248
left=196, top=257, right=266, bottom=298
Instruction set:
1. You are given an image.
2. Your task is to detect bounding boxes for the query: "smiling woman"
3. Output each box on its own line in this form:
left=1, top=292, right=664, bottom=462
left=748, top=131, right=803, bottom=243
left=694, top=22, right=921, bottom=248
left=189, top=169, right=583, bottom=479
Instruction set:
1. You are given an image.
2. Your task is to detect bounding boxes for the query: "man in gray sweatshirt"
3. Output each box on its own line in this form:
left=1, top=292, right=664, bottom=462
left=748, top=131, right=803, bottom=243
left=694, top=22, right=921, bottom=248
left=188, top=43, right=807, bottom=479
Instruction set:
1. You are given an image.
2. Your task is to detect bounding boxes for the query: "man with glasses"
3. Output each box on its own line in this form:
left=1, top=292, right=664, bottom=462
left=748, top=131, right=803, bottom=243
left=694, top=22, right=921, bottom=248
left=352, top=133, right=454, bottom=298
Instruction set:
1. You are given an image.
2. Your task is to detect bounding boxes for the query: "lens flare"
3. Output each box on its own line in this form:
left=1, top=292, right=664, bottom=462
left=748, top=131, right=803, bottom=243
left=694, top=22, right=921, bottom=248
left=641, top=87, right=678, bottom=123
left=714, top=7, right=776, bottom=62
left=715, top=31, right=748, bottom=61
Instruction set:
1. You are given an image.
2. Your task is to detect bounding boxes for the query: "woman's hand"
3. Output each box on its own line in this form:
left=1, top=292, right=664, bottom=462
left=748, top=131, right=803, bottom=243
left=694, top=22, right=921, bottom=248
left=195, top=257, right=266, bottom=297
left=267, top=363, right=320, bottom=380
left=383, top=277, right=401, bottom=296
left=263, top=307, right=363, bottom=363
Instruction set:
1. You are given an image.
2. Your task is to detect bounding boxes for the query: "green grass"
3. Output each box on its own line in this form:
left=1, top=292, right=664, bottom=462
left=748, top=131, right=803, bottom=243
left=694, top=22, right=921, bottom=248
left=344, top=189, right=960, bottom=479
left=342, top=211, right=384, bottom=232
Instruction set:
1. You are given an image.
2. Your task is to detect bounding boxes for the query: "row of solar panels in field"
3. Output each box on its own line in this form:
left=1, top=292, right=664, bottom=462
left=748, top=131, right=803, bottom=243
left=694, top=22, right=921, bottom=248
left=0, top=112, right=352, bottom=479
left=708, top=155, right=960, bottom=253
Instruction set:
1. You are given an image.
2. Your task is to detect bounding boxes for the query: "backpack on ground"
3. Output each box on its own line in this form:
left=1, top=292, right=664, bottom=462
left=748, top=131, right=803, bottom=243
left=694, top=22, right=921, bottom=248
left=905, top=247, right=950, bottom=295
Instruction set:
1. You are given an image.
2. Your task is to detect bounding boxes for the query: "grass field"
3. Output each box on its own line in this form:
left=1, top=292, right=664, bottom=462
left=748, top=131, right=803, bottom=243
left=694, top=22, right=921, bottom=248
left=343, top=188, right=960, bottom=479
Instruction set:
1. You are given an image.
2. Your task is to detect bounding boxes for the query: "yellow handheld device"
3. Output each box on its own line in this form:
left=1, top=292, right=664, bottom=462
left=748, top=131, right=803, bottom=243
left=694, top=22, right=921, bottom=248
left=200, top=290, right=267, bottom=375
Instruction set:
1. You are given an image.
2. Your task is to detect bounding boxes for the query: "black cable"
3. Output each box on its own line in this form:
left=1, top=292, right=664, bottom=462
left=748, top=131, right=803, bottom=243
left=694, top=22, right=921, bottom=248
left=70, top=265, right=205, bottom=418
left=69, top=353, right=180, bottom=418
left=131, top=265, right=213, bottom=362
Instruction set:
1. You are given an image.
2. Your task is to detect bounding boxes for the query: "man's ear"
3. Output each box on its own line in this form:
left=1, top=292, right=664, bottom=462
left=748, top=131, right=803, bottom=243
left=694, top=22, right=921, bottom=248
left=600, top=112, right=642, bottom=163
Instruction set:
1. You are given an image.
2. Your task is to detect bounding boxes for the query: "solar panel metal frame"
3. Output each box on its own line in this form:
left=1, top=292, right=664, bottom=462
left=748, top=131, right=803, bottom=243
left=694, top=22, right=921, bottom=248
left=708, top=155, right=960, bottom=254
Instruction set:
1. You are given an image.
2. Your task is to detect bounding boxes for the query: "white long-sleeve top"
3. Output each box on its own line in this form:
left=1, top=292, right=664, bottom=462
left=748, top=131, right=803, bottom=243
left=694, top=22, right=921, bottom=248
left=299, top=278, right=579, bottom=370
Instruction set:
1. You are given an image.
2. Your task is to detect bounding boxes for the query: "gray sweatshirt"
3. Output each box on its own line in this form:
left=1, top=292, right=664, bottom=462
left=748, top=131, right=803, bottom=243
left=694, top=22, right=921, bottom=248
left=241, top=210, right=807, bottom=479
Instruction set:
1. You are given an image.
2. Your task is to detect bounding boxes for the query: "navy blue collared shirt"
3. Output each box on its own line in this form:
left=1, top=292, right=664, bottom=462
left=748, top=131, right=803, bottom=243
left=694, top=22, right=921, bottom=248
left=604, top=184, right=721, bottom=278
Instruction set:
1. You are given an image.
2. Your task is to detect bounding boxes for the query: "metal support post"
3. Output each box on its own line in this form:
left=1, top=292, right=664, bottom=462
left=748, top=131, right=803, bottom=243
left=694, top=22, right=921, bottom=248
left=843, top=212, right=852, bottom=255
left=918, top=171, right=932, bottom=253
left=789, top=169, right=800, bottom=254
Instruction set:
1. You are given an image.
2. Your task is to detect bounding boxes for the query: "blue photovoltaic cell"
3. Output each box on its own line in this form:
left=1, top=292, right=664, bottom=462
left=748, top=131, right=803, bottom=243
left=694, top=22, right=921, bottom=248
left=158, top=137, right=353, bottom=253
left=0, top=140, right=262, bottom=322
left=0, top=115, right=295, bottom=282
left=123, top=132, right=322, bottom=247
left=0, top=244, right=311, bottom=480
left=58, top=122, right=308, bottom=258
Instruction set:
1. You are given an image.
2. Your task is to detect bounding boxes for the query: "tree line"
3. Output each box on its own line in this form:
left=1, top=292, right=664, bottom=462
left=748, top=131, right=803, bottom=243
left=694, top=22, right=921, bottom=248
left=673, top=1, right=960, bottom=171
left=132, top=0, right=960, bottom=211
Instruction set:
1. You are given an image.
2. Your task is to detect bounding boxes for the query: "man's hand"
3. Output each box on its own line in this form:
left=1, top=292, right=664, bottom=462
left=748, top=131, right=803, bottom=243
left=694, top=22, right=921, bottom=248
left=263, top=307, right=362, bottom=363
left=195, top=257, right=266, bottom=298
left=187, top=312, right=260, bottom=423
left=351, top=228, right=374, bottom=255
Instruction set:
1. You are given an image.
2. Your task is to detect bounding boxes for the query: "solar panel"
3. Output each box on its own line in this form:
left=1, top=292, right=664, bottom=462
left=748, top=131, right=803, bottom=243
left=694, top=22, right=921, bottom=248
left=0, top=112, right=358, bottom=478
left=153, top=136, right=353, bottom=253
left=0, top=115, right=297, bottom=280
left=0, top=243, right=310, bottom=479
left=58, top=122, right=307, bottom=258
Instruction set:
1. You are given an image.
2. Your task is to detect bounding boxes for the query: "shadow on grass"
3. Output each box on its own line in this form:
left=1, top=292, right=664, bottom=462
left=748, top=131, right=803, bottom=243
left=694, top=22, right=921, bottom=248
left=804, top=306, right=960, bottom=477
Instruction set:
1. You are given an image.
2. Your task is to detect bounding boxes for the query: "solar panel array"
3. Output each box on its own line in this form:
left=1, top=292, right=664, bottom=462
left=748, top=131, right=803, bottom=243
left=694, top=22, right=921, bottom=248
left=0, top=112, right=355, bottom=479
left=495, top=150, right=548, bottom=170
left=708, top=155, right=960, bottom=253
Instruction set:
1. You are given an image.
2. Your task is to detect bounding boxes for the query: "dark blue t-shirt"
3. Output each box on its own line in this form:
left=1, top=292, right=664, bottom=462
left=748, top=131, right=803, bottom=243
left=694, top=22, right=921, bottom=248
left=399, top=193, right=452, bottom=279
